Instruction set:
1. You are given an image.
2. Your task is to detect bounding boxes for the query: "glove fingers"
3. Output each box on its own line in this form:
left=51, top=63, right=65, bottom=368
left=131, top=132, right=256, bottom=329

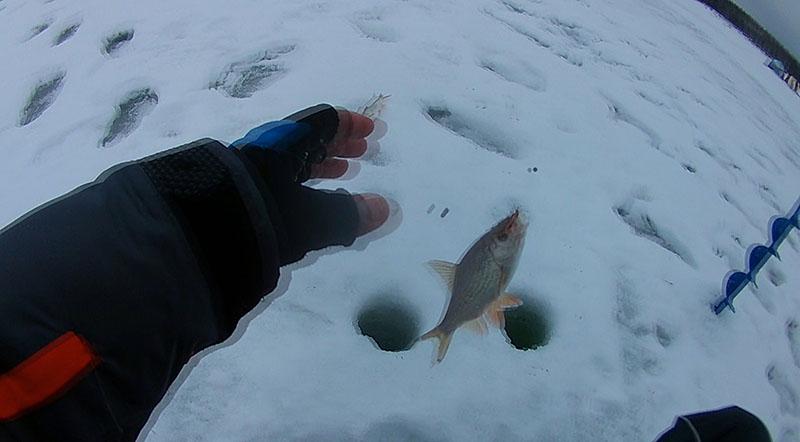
left=285, top=104, right=339, bottom=144
left=280, top=186, right=358, bottom=264
left=353, top=193, right=390, bottom=236
left=334, top=109, right=375, bottom=142
left=328, top=138, right=368, bottom=158
left=280, top=189, right=389, bottom=265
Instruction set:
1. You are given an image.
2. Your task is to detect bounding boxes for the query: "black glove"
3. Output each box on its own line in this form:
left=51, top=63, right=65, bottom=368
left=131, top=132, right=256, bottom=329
left=232, top=104, right=385, bottom=265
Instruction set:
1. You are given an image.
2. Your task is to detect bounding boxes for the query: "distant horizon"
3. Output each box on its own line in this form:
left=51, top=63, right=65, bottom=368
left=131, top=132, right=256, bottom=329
left=732, top=0, right=800, bottom=61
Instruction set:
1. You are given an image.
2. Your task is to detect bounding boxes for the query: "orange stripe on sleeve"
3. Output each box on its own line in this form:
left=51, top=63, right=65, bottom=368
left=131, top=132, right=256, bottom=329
left=0, top=331, right=100, bottom=421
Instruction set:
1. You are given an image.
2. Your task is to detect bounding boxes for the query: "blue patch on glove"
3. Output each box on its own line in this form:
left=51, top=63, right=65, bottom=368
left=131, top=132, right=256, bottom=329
left=230, top=120, right=313, bottom=152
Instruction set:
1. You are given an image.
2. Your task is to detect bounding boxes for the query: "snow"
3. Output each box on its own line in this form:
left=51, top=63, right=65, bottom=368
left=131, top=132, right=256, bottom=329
left=1, top=0, right=800, bottom=440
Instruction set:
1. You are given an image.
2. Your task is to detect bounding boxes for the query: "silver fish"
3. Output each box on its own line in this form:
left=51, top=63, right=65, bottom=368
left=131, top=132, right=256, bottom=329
left=358, top=94, right=390, bottom=119
left=420, top=210, right=527, bottom=363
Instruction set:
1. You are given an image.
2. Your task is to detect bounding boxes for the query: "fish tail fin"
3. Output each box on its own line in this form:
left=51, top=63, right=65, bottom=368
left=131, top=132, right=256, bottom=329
left=419, top=327, right=453, bottom=364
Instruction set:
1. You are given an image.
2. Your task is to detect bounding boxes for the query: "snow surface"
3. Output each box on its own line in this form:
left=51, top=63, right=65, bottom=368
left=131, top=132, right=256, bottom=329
left=2, top=0, right=800, bottom=440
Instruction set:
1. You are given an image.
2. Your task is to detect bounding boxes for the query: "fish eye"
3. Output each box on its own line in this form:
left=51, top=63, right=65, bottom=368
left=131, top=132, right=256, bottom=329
left=498, top=233, right=509, bottom=241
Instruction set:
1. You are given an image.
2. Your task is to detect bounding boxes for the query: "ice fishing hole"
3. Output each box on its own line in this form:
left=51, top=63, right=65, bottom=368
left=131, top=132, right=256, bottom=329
left=504, top=295, right=550, bottom=351
left=357, top=296, right=420, bottom=352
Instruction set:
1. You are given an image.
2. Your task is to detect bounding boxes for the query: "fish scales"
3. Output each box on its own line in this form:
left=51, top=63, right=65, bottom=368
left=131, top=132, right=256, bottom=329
left=447, top=260, right=500, bottom=325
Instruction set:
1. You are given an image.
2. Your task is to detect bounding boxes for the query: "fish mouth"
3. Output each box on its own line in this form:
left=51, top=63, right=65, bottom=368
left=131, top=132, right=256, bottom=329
left=508, top=209, right=528, bottom=230
left=503, top=210, right=528, bottom=237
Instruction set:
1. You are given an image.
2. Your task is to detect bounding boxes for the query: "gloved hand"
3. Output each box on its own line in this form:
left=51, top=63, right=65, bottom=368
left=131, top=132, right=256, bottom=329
left=232, top=104, right=389, bottom=265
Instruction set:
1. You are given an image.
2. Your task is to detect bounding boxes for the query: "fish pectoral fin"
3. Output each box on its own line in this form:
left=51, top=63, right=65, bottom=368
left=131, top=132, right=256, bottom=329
left=427, top=260, right=457, bottom=292
left=485, top=309, right=506, bottom=329
left=484, top=294, right=522, bottom=329
left=465, top=317, right=488, bottom=336
left=497, top=293, right=523, bottom=310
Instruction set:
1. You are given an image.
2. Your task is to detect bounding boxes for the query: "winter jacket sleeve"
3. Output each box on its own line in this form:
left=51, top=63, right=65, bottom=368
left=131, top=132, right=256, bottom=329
left=0, top=139, right=288, bottom=441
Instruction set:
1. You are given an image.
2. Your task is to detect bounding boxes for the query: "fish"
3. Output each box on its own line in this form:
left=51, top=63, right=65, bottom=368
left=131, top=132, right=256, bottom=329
left=419, top=209, right=527, bottom=363
left=358, top=94, right=391, bottom=119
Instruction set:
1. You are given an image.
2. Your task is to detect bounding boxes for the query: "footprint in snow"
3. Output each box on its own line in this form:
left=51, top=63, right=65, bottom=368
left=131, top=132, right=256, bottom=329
left=424, top=105, right=519, bottom=158
left=350, top=10, right=399, bottom=43
left=25, top=21, right=52, bottom=41
left=767, top=364, right=800, bottom=417
left=100, top=88, right=158, bottom=147
left=478, top=54, right=546, bottom=92
left=613, top=198, right=696, bottom=268
left=499, top=0, right=538, bottom=18
left=767, top=267, right=786, bottom=287
left=52, top=22, right=80, bottom=46
left=211, top=45, right=295, bottom=98
left=606, top=97, right=665, bottom=155
left=787, top=320, right=800, bottom=370
left=547, top=15, right=599, bottom=50
left=718, top=190, right=762, bottom=231
left=615, top=276, right=663, bottom=377
left=483, top=8, right=554, bottom=51
left=18, top=70, right=66, bottom=126
left=103, top=29, right=134, bottom=56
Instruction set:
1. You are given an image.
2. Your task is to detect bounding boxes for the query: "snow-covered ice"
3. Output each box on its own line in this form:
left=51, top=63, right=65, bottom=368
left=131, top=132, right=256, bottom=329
left=1, top=0, right=800, bottom=440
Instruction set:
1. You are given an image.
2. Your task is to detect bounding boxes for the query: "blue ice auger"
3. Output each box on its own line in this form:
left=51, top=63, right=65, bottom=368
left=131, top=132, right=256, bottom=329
left=746, top=245, right=778, bottom=287
left=768, top=217, right=793, bottom=258
left=714, top=271, right=752, bottom=314
left=714, top=197, right=799, bottom=315
left=713, top=246, right=778, bottom=314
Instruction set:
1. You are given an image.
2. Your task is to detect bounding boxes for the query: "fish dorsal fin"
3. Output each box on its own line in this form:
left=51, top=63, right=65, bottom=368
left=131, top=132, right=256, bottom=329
left=427, top=260, right=457, bottom=292
left=465, top=317, right=488, bottom=336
